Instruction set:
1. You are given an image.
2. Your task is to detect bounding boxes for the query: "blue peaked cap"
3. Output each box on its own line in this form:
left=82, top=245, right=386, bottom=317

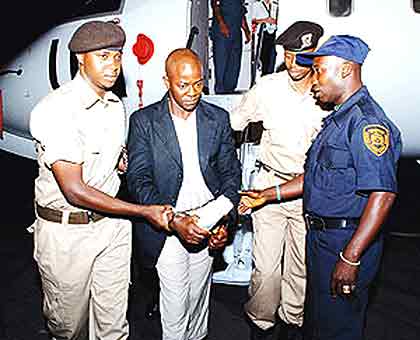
left=296, top=35, right=370, bottom=65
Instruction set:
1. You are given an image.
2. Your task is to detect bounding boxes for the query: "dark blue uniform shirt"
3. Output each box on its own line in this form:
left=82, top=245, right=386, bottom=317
left=212, top=0, right=246, bottom=35
left=303, top=86, right=402, bottom=218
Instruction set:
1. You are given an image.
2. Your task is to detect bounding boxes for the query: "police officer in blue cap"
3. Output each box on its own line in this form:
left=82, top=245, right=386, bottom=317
left=238, top=35, right=402, bottom=340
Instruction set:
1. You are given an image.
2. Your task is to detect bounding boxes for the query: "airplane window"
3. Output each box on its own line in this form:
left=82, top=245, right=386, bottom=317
left=413, top=0, right=420, bottom=13
left=329, top=0, right=352, bottom=17
left=65, top=0, right=123, bottom=21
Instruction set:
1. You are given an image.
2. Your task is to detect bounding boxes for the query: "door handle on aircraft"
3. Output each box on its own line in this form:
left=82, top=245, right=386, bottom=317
left=49, top=39, right=61, bottom=90
left=0, top=69, right=23, bottom=77
left=186, top=26, right=199, bottom=49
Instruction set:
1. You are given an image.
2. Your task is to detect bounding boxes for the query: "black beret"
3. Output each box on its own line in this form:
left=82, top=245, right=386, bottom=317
left=275, top=21, right=324, bottom=52
left=68, top=20, right=126, bottom=53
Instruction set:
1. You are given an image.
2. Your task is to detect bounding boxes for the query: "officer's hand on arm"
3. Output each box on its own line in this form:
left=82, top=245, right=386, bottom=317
left=142, top=205, right=174, bottom=232
left=52, top=160, right=174, bottom=229
left=208, top=225, right=228, bottom=249
left=170, top=214, right=210, bottom=245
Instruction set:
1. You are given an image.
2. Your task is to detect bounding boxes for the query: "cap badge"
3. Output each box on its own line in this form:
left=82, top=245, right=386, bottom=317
left=300, top=33, right=313, bottom=49
left=363, top=124, right=390, bottom=157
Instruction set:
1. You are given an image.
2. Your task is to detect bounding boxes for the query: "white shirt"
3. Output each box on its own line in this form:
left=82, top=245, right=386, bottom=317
left=171, top=110, right=233, bottom=229
left=171, top=111, right=214, bottom=212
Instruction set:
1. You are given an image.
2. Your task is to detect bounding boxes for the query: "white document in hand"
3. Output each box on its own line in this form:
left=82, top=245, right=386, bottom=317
left=189, top=195, right=234, bottom=230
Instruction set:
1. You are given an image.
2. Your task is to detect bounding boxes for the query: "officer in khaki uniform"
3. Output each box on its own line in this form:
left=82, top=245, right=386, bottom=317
left=230, top=21, right=326, bottom=340
left=30, top=21, right=173, bottom=340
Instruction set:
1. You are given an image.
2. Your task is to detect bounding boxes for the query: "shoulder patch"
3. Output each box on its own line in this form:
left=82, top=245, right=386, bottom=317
left=363, top=124, right=389, bottom=156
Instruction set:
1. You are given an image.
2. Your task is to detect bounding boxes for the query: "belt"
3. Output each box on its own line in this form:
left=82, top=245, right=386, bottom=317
left=36, top=203, right=105, bottom=224
left=255, top=160, right=300, bottom=181
left=304, top=214, right=359, bottom=230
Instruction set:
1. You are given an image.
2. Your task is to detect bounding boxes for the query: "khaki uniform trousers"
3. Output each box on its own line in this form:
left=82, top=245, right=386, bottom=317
left=245, top=169, right=306, bottom=330
left=156, top=235, right=213, bottom=340
left=33, top=216, right=131, bottom=340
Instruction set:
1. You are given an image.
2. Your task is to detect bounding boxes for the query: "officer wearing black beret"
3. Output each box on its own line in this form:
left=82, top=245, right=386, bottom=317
left=231, top=21, right=326, bottom=340
left=275, top=20, right=323, bottom=51
left=30, top=20, right=173, bottom=340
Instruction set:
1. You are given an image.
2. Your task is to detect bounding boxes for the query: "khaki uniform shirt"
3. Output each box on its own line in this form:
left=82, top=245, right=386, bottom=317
left=30, top=73, right=126, bottom=212
left=230, top=71, right=327, bottom=175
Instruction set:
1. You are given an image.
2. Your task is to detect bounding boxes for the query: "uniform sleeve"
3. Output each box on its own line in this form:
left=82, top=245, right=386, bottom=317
left=30, top=100, right=83, bottom=167
left=230, top=84, right=264, bottom=131
left=351, top=119, right=399, bottom=193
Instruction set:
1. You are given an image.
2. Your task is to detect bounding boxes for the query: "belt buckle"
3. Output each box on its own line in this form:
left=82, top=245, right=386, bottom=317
left=305, top=214, right=326, bottom=231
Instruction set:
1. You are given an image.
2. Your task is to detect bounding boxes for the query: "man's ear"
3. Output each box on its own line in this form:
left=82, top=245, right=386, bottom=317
left=340, top=62, right=353, bottom=79
left=163, top=75, right=170, bottom=90
left=75, top=53, right=84, bottom=65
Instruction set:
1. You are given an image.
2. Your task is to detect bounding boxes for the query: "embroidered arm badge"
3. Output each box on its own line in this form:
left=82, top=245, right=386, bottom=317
left=362, top=124, right=390, bottom=156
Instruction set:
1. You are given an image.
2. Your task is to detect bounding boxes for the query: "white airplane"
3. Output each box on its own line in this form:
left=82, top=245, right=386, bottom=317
left=1, top=0, right=420, bottom=159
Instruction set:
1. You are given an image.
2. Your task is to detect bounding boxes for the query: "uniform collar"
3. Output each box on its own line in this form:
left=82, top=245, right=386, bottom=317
left=324, top=86, right=368, bottom=127
left=73, top=73, right=120, bottom=110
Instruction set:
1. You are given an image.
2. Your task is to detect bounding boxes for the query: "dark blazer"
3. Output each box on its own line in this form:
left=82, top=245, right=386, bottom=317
left=126, top=94, right=241, bottom=267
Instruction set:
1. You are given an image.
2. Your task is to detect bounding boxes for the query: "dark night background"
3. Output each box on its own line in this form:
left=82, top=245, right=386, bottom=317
left=1, top=1, right=420, bottom=339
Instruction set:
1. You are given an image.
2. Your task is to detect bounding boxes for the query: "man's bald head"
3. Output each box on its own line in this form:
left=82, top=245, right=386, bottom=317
left=165, top=48, right=202, bottom=78
left=164, top=48, right=204, bottom=116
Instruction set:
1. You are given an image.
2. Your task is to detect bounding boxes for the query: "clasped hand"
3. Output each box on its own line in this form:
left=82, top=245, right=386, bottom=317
left=170, top=213, right=228, bottom=248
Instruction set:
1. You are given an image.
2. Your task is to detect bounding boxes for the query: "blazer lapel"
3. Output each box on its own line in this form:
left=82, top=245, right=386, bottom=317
left=154, top=96, right=182, bottom=168
left=197, top=103, right=217, bottom=172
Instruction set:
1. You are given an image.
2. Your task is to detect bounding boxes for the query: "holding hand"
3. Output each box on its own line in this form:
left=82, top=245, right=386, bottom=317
left=238, top=190, right=267, bottom=214
left=143, top=205, right=174, bottom=232
left=208, top=225, right=228, bottom=250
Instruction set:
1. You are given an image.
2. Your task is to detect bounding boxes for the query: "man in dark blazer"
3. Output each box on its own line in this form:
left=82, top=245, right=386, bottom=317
left=126, top=48, right=241, bottom=340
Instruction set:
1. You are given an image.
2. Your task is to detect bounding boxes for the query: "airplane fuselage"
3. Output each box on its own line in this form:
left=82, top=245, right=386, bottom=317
left=0, top=0, right=419, bottom=158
